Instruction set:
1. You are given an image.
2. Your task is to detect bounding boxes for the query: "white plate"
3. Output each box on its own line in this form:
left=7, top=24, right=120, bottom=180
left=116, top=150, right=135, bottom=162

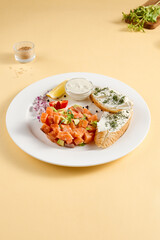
left=6, top=72, right=151, bottom=167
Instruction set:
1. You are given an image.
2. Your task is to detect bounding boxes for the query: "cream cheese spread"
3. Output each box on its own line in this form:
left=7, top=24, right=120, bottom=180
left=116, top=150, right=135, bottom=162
left=97, top=110, right=131, bottom=132
left=93, top=87, right=133, bottom=110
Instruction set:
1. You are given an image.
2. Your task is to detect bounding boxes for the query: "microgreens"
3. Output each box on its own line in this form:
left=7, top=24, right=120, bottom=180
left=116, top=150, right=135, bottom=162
left=122, top=3, right=160, bottom=32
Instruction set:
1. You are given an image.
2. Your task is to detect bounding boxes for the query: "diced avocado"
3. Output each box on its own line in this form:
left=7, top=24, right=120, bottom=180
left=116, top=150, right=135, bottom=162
left=73, top=119, right=80, bottom=125
left=86, top=127, right=90, bottom=130
left=91, top=121, right=97, bottom=128
left=82, top=114, right=87, bottom=120
left=57, top=139, right=64, bottom=147
left=60, top=116, right=65, bottom=121
left=60, top=117, right=69, bottom=124
left=78, top=143, right=86, bottom=146
left=58, top=109, right=65, bottom=114
left=63, top=118, right=69, bottom=124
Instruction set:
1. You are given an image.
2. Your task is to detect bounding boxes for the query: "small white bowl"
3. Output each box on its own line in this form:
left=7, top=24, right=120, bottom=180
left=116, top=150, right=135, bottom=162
left=65, top=78, right=94, bottom=100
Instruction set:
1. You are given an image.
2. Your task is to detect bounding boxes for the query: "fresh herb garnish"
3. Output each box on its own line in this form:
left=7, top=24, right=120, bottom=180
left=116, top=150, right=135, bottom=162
left=51, top=107, right=58, bottom=112
left=110, top=121, right=118, bottom=129
left=122, top=4, right=160, bottom=32
left=61, top=119, right=66, bottom=123
left=101, top=87, right=108, bottom=91
left=118, top=96, right=125, bottom=105
left=86, top=127, right=90, bottom=130
left=94, top=87, right=108, bottom=94
left=113, top=95, right=118, bottom=102
left=110, top=90, right=114, bottom=93
left=66, top=109, right=74, bottom=123
left=103, top=99, right=109, bottom=104
left=94, top=87, right=101, bottom=95
left=95, top=87, right=100, bottom=91
left=113, top=115, right=118, bottom=120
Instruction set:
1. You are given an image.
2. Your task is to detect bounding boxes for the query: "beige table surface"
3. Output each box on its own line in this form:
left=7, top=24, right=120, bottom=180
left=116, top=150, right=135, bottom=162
left=0, top=0, right=160, bottom=239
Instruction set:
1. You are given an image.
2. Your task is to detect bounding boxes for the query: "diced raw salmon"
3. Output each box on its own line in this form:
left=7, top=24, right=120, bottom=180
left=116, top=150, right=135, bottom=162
left=46, top=107, right=54, bottom=115
left=70, top=121, right=76, bottom=129
left=84, top=132, right=94, bottom=143
left=74, top=137, right=84, bottom=145
left=83, top=108, right=91, bottom=115
left=47, top=132, right=57, bottom=143
left=73, top=127, right=86, bottom=138
left=68, top=108, right=83, bottom=118
left=40, top=104, right=97, bottom=147
left=53, top=114, right=61, bottom=124
left=86, top=114, right=98, bottom=122
left=73, top=105, right=84, bottom=113
left=87, top=125, right=96, bottom=132
left=73, top=112, right=83, bottom=118
left=91, top=114, right=98, bottom=121
left=41, top=124, right=51, bottom=134
left=57, top=131, right=73, bottom=144
left=69, top=106, right=75, bottom=112
left=40, top=113, right=48, bottom=123
left=78, top=119, right=88, bottom=128
left=60, top=124, right=73, bottom=135
left=47, top=115, right=54, bottom=125
left=50, top=123, right=60, bottom=136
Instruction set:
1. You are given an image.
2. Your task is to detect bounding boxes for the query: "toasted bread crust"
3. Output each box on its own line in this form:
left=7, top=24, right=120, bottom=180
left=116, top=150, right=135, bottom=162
left=94, top=112, right=132, bottom=148
left=90, top=94, right=121, bottom=113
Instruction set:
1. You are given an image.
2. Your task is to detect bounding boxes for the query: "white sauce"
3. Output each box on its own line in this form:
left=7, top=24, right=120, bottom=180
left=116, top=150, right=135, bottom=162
left=97, top=110, right=131, bottom=132
left=66, top=78, right=93, bottom=94
left=93, top=87, right=133, bottom=110
left=65, top=78, right=93, bottom=100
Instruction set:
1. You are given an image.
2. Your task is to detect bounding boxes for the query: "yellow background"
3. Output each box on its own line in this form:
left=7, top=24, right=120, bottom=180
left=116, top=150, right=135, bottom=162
left=0, top=0, right=160, bottom=239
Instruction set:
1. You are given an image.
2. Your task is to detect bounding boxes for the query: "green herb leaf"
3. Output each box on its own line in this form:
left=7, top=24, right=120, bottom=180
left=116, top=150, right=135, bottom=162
left=66, top=109, right=74, bottom=123
left=110, top=121, right=118, bottom=129
left=51, top=107, right=58, bottom=112
left=103, top=99, right=109, bottom=104
left=118, top=96, right=125, bottom=104
left=95, top=87, right=100, bottom=91
left=94, top=87, right=101, bottom=95
left=61, top=119, right=66, bottom=123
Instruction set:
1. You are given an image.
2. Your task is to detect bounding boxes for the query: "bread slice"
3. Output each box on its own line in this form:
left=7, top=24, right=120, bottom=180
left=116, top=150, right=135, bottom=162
left=90, top=87, right=133, bottom=113
left=94, top=109, right=133, bottom=148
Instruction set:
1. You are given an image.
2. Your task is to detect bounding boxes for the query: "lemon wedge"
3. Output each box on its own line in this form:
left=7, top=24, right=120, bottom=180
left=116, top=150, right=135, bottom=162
left=46, top=80, right=68, bottom=99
